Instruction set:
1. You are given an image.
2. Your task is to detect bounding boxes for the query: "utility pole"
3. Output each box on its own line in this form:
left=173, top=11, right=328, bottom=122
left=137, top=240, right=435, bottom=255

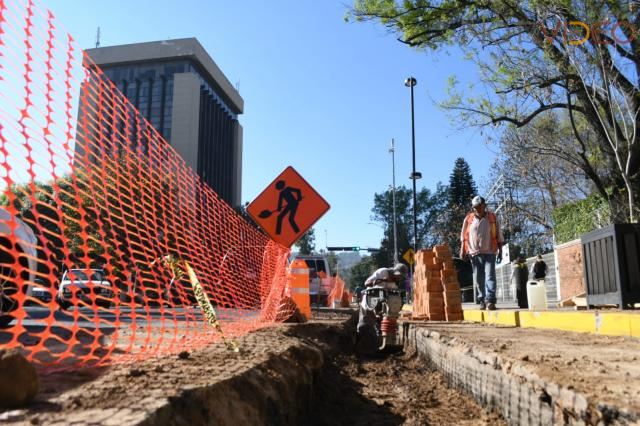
left=389, top=138, right=399, bottom=264
left=404, top=77, right=421, bottom=265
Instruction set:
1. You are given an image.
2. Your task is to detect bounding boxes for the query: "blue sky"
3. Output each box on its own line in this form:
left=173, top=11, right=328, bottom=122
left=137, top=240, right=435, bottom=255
left=39, top=0, right=497, bottom=251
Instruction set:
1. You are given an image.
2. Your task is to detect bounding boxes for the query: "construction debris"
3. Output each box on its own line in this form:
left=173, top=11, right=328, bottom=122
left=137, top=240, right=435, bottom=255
left=556, top=292, right=587, bottom=308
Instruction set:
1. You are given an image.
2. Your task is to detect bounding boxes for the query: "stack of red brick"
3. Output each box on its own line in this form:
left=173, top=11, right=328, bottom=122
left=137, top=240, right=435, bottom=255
left=413, top=245, right=464, bottom=321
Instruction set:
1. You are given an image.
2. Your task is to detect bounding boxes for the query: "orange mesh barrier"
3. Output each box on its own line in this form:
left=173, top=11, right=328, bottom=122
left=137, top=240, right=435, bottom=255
left=0, top=0, right=295, bottom=367
left=327, top=275, right=345, bottom=307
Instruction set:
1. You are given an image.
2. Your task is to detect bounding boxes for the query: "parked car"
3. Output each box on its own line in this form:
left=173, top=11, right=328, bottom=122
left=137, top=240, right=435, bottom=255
left=30, top=277, right=54, bottom=303
left=57, top=268, right=114, bottom=310
left=0, top=208, right=37, bottom=327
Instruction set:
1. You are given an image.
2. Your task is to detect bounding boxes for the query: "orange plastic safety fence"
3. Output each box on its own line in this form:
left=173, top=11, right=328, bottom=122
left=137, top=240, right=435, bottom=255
left=0, top=0, right=296, bottom=367
left=327, top=274, right=350, bottom=308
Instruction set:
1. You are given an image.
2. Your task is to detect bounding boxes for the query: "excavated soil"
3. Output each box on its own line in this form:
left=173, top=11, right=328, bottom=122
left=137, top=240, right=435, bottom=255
left=425, top=322, right=640, bottom=414
left=308, top=349, right=505, bottom=426
left=0, top=313, right=504, bottom=425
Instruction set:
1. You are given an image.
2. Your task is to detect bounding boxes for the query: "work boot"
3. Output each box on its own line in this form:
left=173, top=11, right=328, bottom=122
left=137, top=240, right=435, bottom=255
left=486, top=303, right=496, bottom=311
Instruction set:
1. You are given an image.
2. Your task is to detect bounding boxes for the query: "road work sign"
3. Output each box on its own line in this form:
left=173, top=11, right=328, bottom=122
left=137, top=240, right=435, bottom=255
left=247, top=166, right=330, bottom=248
left=403, top=248, right=415, bottom=265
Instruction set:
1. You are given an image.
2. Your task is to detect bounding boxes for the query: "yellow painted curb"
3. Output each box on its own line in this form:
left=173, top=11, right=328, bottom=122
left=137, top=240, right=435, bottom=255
left=596, top=313, right=632, bottom=337
left=484, top=310, right=519, bottom=327
left=630, top=316, right=640, bottom=338
left=519, top=311, right=596, bottom=334
left=463, top=309, right=484, bottom=323
left=462, top=307, right=640, bottom=338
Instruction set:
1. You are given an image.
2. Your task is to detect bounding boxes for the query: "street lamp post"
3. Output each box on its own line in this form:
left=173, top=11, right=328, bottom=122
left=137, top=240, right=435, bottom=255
left=389, top=139, right=399, bottom=264
left=404, top=77, right=421, bottom=260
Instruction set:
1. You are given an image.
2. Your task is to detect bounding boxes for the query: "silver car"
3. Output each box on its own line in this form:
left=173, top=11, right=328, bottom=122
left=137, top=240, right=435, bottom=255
left=57, top=269, right=114, bottom=310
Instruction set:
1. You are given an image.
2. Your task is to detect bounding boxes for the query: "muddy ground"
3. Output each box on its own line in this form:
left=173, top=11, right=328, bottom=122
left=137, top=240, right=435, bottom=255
left=425, top=322, right=640, bottom=414
left=0, top=313, right=504, bottom=425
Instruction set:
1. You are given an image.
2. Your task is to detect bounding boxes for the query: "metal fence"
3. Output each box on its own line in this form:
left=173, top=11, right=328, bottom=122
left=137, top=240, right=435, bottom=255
left=494, top=252, right=558, bottom=304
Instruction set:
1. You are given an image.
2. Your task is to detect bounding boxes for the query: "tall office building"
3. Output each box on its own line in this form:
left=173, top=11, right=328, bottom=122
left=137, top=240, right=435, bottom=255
left=85, top=38, right=243, bottom=207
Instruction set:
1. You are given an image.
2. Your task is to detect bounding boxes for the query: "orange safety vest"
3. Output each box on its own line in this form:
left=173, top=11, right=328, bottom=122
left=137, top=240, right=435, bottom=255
left=462, top=211, right=499, bottom=254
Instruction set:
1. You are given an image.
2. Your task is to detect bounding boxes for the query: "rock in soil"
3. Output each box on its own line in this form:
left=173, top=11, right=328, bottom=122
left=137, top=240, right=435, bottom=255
left=0, top=348, right=39, bottom=408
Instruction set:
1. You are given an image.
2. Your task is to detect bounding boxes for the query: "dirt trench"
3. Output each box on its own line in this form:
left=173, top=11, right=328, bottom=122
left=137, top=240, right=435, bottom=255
left=306, top=348, right=505, bottom=425
left=1, top=313, right=503, bottom=425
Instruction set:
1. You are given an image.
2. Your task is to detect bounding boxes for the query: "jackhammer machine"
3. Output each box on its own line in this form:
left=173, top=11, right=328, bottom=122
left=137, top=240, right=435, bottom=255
left=356, top=283, right=405, bottom=354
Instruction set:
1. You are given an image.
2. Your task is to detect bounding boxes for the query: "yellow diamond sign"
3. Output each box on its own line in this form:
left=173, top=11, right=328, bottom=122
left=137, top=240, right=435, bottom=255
left=403, top=248, right=415, bottom=265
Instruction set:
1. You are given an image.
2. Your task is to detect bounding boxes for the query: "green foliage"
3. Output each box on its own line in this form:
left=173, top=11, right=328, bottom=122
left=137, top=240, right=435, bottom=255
left=326, top=251, right=338, bottom=274
left=348, top=0, right=640, bottom=224
left=552, top=194, right=611, bottom=244
left=295, top=228, right=316, bottom=255
left=444, top=158, right=477, bottom=252
left=370, top=184, right=448, bottom=265
left=347, top=256, right=377, bottom=291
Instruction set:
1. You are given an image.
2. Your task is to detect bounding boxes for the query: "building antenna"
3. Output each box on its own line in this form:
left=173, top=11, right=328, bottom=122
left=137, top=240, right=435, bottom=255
left=95, top=27, right=101, bottom=48
left=235, top=80, right=240, bottom=93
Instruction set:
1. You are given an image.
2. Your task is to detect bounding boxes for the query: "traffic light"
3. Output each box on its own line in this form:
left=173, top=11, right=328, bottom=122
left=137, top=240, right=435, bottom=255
left=326, top=246, right=361, bottom=252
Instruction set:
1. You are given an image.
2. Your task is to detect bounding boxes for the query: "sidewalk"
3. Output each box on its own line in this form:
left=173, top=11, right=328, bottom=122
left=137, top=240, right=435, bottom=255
left=461, top=303, right=640, bottom=338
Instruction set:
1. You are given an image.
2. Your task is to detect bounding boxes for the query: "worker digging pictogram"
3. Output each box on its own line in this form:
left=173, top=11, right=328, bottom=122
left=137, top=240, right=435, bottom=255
left=257, top=180, right=303, bottom=235
left=247, top=166, right=330, bottom=247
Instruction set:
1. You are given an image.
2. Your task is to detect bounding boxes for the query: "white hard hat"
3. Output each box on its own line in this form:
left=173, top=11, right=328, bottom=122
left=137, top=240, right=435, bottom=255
left=471, top=195, right=485, bottom=207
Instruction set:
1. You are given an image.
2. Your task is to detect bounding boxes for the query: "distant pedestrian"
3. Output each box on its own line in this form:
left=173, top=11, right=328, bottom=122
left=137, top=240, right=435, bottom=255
left=510, top=256, right=529, bottom=309
left=459, top=196, right=504, bottom=311
left=531, top=254, right=548, bottom=280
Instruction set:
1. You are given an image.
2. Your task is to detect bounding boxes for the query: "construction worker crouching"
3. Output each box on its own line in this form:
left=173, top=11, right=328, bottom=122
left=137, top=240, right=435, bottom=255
left=356, top=264, right=408, bottom=355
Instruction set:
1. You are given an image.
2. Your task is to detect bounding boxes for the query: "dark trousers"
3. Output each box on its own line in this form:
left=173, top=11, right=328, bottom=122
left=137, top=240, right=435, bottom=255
left=516, top=280, right=528, bottom=308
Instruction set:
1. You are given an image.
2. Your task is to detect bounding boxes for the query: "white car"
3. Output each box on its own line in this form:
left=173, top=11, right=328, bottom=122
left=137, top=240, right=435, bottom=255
left=0, top=208, right=37, bottom=327
left=57, top=269, right=114, bottom=310
left=30, top=277, right=54, bottom=303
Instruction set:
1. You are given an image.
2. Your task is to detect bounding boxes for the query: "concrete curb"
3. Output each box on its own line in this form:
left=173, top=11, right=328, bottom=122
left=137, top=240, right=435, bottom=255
left=464, top=309, right=640, bottom=338
left=400, top=323, right=638, bottom=425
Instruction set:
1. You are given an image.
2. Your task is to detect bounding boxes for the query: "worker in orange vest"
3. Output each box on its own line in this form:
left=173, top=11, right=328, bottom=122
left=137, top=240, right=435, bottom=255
left=459, top=196, right=504, bottom=311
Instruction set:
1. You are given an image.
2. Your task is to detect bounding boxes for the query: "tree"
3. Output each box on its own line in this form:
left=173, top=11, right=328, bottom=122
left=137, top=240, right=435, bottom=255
left=295, top=228, right=316, bottom=255
left=444, top=158, right=477, bottom=251
left=347, top=256, right=377, bottom=291
left=349, top=1, right=639, bottom=223
left=487, top=114, right=596, bottom=254
left=371, top=184, right=448, bottom=265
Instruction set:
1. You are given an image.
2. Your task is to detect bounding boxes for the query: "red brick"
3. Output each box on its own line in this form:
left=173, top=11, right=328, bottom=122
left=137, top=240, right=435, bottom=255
left=429, top=312, right=446, bottom=321
left=442, top=280, right=461, bottom=292
left=440, top=269, right=456, bottom=279
left=444, top=290, right=461, bottom=302
left=433, top=244, right=451, bottom=253
left=445, top=311, right=464, bottom=321
left=427, top=281, right=444, bottom=292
